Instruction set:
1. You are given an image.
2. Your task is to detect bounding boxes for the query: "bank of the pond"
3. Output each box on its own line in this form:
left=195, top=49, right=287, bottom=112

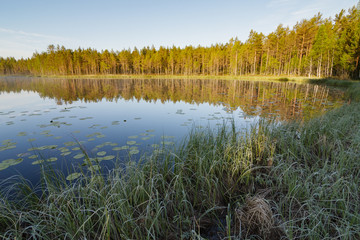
left=18, top=74, right=320, bottom=82
left=0, top=82, right=359, bottom=239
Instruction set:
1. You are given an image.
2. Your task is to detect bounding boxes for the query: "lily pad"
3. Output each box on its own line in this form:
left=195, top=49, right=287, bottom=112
left=96, top=134, right=106, bottom=138
left=126, top=141, right=136, bottom=145
left=97, top=151, right=106, bottom=156
left=141, top=137, right=151, bottom=140
left=0, top=163, right=9, bottom=171
left=72, top=147, right=81, bottom=151
left=129, top=149, right=139, bottom=155
left=66, top=172, right=82, bottom=181
left=32, top=160, right=44, bottom=165
left=146, top=129, right=155, bottom=133
left=64, top=141, right=77, bottom=147
left=61, top=152, right=71, bottom=156
left=128, top=135, right=138, bottom=139
left=28, top=155, right=37, bottom=159
left=101, top=155, right=115, bottom=161
left=17, top=132, right=27, bottom=136
left=2, top=158, right=23, bottom=166
left=73, top=153, right=85, bottom=159
left=88, top=165, right=100, bottom=171
left=88, top=138, right=95, bottom=141
left=46, top=157, right=58, bottom=162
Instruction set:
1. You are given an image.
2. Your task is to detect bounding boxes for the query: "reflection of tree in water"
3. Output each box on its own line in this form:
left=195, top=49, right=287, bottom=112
left=0, top=77, right=344, bottom=121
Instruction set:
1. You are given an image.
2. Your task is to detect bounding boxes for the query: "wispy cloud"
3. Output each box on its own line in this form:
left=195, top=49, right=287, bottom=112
left=291, top=7, right=321, bottom=16
left=0, top=27, right=76, bottom=59
left=0, top=28, right=59, bottom=39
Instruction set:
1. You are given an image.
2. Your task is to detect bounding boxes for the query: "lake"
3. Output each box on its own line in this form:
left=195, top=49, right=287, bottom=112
left=0, top=77, right=344, bottom=182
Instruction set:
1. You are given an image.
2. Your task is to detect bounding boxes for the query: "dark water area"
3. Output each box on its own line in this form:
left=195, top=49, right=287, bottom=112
left=0, top=77, right=345, bottom=182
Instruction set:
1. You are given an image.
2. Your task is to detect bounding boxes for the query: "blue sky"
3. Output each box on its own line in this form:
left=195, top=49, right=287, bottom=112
left=0, top=0, right=358, bottom=59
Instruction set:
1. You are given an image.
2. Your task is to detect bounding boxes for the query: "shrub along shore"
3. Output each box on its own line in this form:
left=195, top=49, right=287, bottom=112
left=0, top=79, right=359, bottom=239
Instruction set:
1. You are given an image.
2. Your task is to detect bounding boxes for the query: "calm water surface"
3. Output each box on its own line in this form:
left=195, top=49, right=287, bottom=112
left=0, top=77, right=345, bottom=182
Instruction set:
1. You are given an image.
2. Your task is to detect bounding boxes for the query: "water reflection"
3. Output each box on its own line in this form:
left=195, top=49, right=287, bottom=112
left=0, top=77, right=344, bottom=121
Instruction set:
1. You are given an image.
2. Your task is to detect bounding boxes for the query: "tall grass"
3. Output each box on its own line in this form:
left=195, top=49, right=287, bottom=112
left=0, top=83, right=360, bottom=239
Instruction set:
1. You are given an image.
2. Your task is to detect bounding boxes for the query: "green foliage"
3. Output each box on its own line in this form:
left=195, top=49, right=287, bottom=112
left=1, top=5, right=360, bottom=79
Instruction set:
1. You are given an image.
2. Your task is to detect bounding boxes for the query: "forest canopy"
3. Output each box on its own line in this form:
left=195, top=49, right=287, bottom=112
left=1, top=6, right=360, bottom=79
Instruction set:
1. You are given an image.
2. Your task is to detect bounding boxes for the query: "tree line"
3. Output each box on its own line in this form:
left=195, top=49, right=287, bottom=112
left=1, top=6, right=359, bottom=79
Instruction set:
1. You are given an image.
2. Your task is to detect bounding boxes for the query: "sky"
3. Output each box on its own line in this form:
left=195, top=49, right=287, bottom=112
left=0, top=0, right=358, bottom=59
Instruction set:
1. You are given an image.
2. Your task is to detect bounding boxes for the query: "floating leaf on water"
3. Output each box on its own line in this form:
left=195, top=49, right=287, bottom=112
left=61, top=152, right=71, bottom=156
left=97, top=151, right=106, bottom=156
left=129, top=149, right=139, bottom=155
left=0, top=145, right=16, bottom=152
left=64, top=141, right=77, bottom=147
left=119, top=146, right=129, bottom=150
left=46, top=157, right=57, bottom=162
left=0, top=163, right=9, bottom=171
left=126, top=141, right=136, bottom=145
left=72, top=130, right=81, bottom=134
left=40, top=130, right=51, bottom=135
left=69, top=116, right=77, bottom=118
left=58, top=147, right=69, bottom=152
left=29, top=155, right=37, bottom=159
left=100, top=126, right=108, bottom=129
left=32, top=160, right=44, bottom=165
left=74, top=153, right=85, bottom=159
left=79, top=117, right=93, bottom=120
left=88, top=138, right=95, bottom=142
left=17, top=132, right=27, bottom=136
left=151, top=144, right=159, bottom=148
left=146, top=129, right=155, bottom=133
left=72, top=147, right=81, bottom=151
left=17, top=153, right=29, bottom=157
left=2, top=158, right=23, bottom=166
left=88, top=165, right=100, bottom=171
left=54, top=136, right=62, bottom=139
left=139, top=133, right=148, bottom=136
left=110, top=143, right=118, bottom=146
left=161, top=141, right=174, bottom=145
left=66, top=172, right=82, bottom=181
left=101, top=155, right=115, bottom=161
left=6, top=121, right=14, bottom=125
left=96, top=134, right=106, bottom=138
left=112, top=147, right=123, bottom=151
left=111, top=121, right=120, bottom=125
left=141, top=137, right=151, bottom=140
left=128, top=135, right=138, bottom=139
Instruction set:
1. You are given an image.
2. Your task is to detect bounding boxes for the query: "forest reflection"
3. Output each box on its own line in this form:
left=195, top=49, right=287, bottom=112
left=0, top=77, right=344, bottom=121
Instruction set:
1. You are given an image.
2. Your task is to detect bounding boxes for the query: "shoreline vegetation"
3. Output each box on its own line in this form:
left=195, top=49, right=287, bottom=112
left=0, top=80, right=359, bottom=239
